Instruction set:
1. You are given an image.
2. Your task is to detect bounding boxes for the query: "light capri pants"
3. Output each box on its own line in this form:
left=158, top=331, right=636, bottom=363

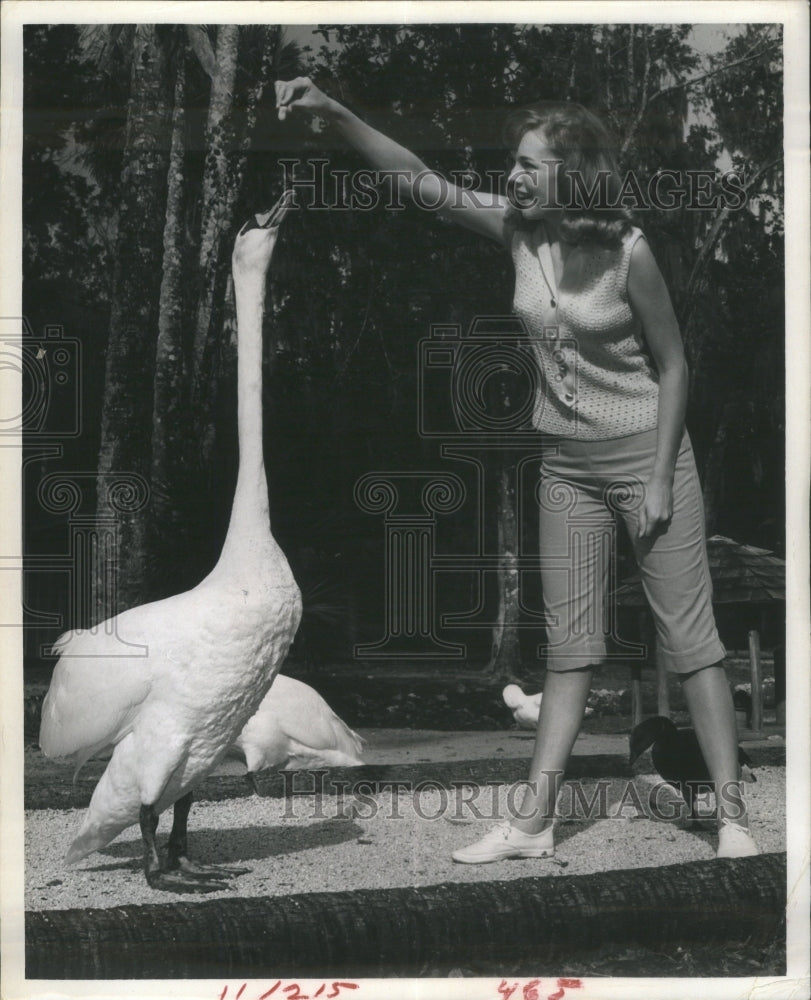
left=537, top=426, right=726, bottom=673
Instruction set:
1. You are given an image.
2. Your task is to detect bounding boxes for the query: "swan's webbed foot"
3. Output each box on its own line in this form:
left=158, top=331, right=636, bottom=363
left=145, top=867, right=230, bottom=894
left=166, top=792, right=252, bottom=878
left=169, top=855, right=251, bottom=879
left=140, top=802, right=228, bottom=893
left=245, top=770, right=261, bottom=796
left=139, top=793, right=250, bottom=895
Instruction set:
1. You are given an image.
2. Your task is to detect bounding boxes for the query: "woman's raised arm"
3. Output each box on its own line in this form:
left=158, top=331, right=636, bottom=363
left=274, top=78, right=508, bottom=245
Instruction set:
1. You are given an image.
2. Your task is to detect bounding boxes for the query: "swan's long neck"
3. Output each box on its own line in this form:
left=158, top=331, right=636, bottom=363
left=217, top=262, right=273, bottom=566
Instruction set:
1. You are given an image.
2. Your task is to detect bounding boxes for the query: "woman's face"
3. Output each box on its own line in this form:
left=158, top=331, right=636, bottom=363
left=507, top=128, right=562, bottom=219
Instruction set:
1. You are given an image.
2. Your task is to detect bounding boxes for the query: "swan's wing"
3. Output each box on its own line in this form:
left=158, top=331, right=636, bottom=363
left=243, top=675, right=363, bottom=758
left=39, top=620, right=153, bottom=767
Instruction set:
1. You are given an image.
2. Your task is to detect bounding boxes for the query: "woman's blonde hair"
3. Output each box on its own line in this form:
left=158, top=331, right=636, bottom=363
left=503, top=101, right=632, bottom=246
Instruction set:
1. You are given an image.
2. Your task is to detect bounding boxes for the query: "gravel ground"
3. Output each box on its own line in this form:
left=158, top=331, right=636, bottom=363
left=26, top=766, right=785, bottom=911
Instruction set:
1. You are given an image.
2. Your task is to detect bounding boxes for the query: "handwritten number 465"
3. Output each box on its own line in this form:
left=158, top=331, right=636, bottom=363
left=498, top=979, right=582, bottom=1000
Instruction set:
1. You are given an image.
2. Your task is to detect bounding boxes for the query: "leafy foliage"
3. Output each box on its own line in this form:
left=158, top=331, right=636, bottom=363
left=23, top=22, right=784, bottom=669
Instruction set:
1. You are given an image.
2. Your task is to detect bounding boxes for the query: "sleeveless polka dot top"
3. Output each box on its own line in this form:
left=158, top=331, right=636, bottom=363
left=511, top=222, right=660, bottom=440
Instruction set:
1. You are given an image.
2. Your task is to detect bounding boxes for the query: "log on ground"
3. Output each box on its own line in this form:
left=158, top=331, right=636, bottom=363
left=26, top=852, right=786, bottom=979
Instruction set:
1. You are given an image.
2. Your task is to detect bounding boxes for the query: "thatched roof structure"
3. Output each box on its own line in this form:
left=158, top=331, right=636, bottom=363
left=614, top=535, right=786, bottom=608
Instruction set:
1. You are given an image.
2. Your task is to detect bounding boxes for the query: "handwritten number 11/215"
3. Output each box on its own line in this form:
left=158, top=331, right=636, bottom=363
left=219, top=982, right=359, bottom=999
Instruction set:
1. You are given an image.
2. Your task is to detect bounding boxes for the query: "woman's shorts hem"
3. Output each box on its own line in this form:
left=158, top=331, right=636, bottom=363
left=658, top=637, right=726, bottom=673
left=544, top=646, right=607, bottom=672
left=544, top=638, right=726, bottom=674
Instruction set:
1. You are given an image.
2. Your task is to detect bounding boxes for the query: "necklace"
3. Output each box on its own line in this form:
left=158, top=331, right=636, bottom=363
left=537, top=257, right=556, bottom=307
left=535, top=223, right=558, bottom=308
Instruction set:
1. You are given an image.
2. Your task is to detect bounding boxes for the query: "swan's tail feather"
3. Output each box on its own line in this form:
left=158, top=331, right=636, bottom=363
left=65, top=751, right=142, bottom=864
left=65, top=815, right=132, bottom=865
left=283, top=718, right=365, bottom=771
left=332, top=716, right=364, bottom=763
left=285, top=747, right=365, bottom=771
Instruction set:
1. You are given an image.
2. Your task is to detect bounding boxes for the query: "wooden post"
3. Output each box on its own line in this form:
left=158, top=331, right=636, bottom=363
left=631, top=663, right=643, bottom=727
left=749, top=629, right=763, bottom=733
left=657, top=655, right=670, bottom=718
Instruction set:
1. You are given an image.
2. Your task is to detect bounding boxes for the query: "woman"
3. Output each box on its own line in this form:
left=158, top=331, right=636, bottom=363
left=274, top=78, right=759, bottom=861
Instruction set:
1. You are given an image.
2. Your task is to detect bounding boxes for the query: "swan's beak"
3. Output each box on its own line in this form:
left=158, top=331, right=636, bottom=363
left=239, top=189, right=296, bottom=236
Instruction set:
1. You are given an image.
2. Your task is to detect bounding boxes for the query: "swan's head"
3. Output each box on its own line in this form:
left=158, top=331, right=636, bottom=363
left=232, top=189, right=296, bottom=275
left=502, top=684, right=524, bottom=708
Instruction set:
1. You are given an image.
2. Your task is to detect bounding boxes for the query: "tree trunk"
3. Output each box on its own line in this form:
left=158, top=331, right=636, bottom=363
left=95, top=24, right=172, bottom=617
left=488, top=463, right=521, bottom=677
left=26, top=853, right=785, bottom=979
left=189, top=26, right=283, bottom=465
left=149, top=47, right=188, bottom=582
left=190, top=24, right=240, bottom=447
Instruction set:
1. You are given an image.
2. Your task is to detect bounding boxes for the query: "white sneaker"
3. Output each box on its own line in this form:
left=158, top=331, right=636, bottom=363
left=716, top=819, right=759, bottom=859
left=452, top=821, right=555, bottom=864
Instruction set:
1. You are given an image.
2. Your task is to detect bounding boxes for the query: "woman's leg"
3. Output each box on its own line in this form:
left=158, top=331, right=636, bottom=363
left=511, top=665, right=594, bottom=834
left=451, top=662, right=596, bottom=861
left=453, top=448, right=608, bottom=862
left=680, top=662, right=749, bottom=828
left=621, top=431, right=756, bottom=848
left=513, top=450, right=611, bottom=833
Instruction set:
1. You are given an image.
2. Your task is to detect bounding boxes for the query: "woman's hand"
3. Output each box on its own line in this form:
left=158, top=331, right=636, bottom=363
left=637, top=476, right=674, bottom=539
left=274, top=77, right=333, bottom=121
left=272, top=76, right=507, bottom=244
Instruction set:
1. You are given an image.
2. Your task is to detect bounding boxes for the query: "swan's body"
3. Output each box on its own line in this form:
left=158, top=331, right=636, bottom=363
left=502, top=684, right=542, bottom=730
left=229, top=674, right=363, bottom=780
left=39, top=195, right=301, bottom=890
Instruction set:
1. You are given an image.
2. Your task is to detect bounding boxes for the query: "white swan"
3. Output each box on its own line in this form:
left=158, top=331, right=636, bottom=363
left=502, top=683, right=543, bottom=729
left=39, top=192, right=302, bottom=892
left=230, top=674, right=363, bottom=791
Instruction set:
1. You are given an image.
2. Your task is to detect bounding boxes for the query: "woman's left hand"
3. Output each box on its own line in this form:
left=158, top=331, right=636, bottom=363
left=637, top=477, right=674, bottom=538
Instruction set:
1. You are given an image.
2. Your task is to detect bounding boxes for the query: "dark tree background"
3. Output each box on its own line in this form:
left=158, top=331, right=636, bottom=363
left=22, top=22, right=784, bottom=677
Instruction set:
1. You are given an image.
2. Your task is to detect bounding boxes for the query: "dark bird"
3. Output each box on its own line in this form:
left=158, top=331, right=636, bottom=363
left=629, top=715, right=756, bottom=821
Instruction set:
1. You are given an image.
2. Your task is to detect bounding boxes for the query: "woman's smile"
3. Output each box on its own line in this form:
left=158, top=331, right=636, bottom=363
left=508, top=129, right=562, bottom=217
